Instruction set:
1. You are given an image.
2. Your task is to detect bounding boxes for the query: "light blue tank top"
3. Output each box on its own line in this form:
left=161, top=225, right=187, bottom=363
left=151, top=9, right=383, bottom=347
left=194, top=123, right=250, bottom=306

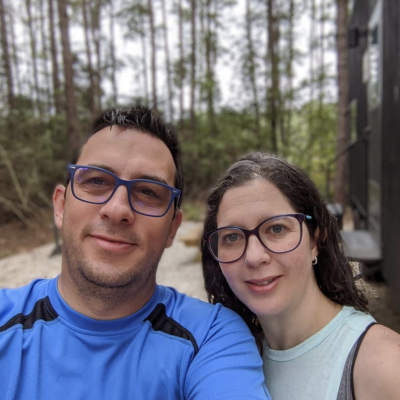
left=262, top=306, right=375, bottom=400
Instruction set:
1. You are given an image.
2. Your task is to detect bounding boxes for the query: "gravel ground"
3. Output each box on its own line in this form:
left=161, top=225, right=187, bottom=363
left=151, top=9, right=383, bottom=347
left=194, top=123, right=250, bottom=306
left=1, top=220, right=399, bottom=333
left=0, top=221, right=207, bottom=301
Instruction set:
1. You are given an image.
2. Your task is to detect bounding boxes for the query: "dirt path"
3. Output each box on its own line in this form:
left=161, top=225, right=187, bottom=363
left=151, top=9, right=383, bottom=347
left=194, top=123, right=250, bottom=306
left=0, top=221, right=207, bottom=301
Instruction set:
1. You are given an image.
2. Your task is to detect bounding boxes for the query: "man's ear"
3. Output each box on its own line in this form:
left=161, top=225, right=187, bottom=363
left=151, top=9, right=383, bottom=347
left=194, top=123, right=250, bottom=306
left=53, top=184, right=66, bottom=230
left=166, top=209, right=183, bottom=248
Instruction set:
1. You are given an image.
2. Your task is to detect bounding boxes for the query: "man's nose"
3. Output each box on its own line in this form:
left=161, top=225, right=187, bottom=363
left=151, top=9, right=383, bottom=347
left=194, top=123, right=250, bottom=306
left=99, top=184, right=135, bottom=224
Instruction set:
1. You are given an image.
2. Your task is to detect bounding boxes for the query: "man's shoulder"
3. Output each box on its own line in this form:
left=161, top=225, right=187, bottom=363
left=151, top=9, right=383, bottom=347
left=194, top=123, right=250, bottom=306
left=154, top=286, right=252, bottom=346
left=159, top=285, right=243, bottom=322
left=0, top=278, right=54, bottom=326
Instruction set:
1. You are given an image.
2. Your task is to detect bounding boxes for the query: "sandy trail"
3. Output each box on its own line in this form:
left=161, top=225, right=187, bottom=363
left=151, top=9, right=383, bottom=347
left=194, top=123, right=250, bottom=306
left=0, top=221, right=207, bottom=301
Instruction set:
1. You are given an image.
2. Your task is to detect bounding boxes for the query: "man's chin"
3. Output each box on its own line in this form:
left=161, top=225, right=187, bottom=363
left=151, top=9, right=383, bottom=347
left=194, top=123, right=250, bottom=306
left=81, top=269, right=139, bottom=289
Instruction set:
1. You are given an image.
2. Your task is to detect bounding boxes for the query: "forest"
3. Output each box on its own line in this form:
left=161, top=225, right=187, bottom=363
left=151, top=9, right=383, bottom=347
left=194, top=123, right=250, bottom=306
left=0, top=0, right=350, bottom=225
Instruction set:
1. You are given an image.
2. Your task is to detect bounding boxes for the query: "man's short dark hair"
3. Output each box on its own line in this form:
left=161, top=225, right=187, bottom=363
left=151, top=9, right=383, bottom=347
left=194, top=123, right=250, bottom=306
left=72, top=106, right=183, bottom=208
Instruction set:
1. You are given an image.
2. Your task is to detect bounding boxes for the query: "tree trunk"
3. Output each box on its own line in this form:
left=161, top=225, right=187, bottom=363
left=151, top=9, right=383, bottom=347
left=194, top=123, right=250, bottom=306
left=48, top=0, right=63, bottom=114
left=178, top=0, right=184, bottom=126
left=189, top=0, right=196, bottom=135
left=140, top=9, right=149, bottom=106
left=282, top=0, right=295, bottom=151
left=205, top=0, right=216, bottom=132
left=245, top=0, right=261, bottom=140
left=309, top=0, right=316, bottom=103
left=91, top=0, right=102, bottom=114
left=160, top=0, right=173, bottom=120
left=147, top=0, right=158, bottom=112
left=266, top=0, right=279, bottom=152
left=318, top=0, right=326, bottom=107
left=334, top=0, right=349, bottom=206
left=57, top=0, right=80, bottom=159
left=7, top=0, right=22, bottom=96
left=39, top=0, right=52, bottom=113
left=82, top=0, right=96, bottom=118
left=0, top=0, right=15, bottom=110
left=109, top=0, right=118, bottom=105
left=25, top=0, right=41, bottom=114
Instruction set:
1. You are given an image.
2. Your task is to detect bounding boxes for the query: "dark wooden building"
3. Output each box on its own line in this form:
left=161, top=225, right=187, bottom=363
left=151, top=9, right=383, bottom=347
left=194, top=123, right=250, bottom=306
left=347, top=0, right=400, bottom=308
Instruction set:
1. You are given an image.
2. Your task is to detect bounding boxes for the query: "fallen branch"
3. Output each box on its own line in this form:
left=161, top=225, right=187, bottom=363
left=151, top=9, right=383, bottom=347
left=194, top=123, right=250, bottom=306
left=0, top=196, right=35, bottom=228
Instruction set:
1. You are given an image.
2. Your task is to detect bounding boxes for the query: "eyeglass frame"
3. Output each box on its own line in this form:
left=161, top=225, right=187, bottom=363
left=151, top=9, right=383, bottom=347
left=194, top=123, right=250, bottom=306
left=203, top=213, right=313, bottom=263
left=67, top=164, right=181, bottom=218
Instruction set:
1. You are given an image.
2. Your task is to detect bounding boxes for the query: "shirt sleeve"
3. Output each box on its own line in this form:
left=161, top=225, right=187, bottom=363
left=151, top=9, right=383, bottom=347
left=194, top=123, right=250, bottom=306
left=184, top=306, right=271, bottom=400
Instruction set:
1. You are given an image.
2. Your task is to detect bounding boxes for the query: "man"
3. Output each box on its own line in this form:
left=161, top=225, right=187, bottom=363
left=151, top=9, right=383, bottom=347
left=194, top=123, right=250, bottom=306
left=0, top=107, right=271, bottom=399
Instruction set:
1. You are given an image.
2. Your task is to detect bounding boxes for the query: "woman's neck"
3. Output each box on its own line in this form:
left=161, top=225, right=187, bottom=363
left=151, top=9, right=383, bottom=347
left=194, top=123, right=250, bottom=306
left=259, top=289, right=342, bottom=351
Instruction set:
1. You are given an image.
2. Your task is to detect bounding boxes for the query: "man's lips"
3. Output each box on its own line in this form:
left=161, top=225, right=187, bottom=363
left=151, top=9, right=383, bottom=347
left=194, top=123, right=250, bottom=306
left=89, top=234, right=135, bottom=252
left=90, top=234, right=133, bottom=245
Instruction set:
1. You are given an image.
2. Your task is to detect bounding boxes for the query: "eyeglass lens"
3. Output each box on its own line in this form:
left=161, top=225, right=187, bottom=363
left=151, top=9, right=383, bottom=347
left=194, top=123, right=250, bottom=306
left=208, top=215, right=302, bottom=262
left=72, top=166, right=173, bottom=216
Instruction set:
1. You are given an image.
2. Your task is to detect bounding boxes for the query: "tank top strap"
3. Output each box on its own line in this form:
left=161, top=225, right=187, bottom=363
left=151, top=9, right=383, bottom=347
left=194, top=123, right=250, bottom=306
left=336, top=322, right=377, bottom=400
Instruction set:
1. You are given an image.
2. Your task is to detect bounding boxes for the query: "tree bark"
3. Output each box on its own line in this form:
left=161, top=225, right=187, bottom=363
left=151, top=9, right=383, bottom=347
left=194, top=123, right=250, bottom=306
left=91, top=0, right=102, bottom=114
left=189, top=0, right=196, bottom=134
left=334, top=0, right=349, bottom=205
left=82, top=0, right=96, bottom=118
left=139, top=6, right=149, bottom=106
left=161, top=0, right=173, bottom=120
left=25, top=0, right=41, bottom=114
left=39, top=0, right=52, bottom=113
left=205, top=0, right=216, bottom=132
left=109, top=0, right=118, bottom=105
left=48, top=0, right=63, bottom=114
left=57, top=0, right=80, bottom=159
left=0, top=0, right=15, bottom=109
left=147, top=0, right=158, bottom=112
left=7, top=0, right=22, bottom=96
left=178, top=0, right=184, bottom=126
left=245, top=0, right=261, bottom=140
left=266, top=0, right=279, bottom=152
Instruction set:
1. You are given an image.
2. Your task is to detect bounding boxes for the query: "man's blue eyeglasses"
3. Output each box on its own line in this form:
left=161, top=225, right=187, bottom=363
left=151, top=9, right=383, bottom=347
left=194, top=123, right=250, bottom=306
left=67, top=164, right=181, bottom=218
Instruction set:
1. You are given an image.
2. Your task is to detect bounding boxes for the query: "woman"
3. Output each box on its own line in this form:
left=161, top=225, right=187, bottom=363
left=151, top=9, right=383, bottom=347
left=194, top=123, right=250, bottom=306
left=201, top=152, right=400, bottom=400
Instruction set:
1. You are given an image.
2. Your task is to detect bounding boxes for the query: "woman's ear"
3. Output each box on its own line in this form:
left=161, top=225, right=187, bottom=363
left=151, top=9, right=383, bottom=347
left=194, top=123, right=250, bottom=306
left=312, top=227, right=321, bottom=258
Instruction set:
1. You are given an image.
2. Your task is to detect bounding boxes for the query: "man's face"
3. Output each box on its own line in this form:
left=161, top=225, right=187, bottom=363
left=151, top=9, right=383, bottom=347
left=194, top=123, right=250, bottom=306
left=53, top=126, right=182, bottom=311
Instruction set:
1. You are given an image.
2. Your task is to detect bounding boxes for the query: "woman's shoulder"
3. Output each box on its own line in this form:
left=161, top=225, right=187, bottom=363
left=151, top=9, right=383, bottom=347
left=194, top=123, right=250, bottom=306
left=354, top=324, right=400, bottom=400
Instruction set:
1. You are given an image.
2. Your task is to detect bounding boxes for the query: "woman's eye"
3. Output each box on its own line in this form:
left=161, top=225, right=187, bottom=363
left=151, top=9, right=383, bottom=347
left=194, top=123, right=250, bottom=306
left=270, top=225, right=285, bottom=234
left=227, top=234, right=238, bottom=242
left=221, top=233, right=240, bottom=244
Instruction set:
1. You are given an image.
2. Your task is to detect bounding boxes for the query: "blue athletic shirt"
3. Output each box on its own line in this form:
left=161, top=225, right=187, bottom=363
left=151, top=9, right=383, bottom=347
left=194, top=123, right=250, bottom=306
left=0, top=278, right=271, bottom=399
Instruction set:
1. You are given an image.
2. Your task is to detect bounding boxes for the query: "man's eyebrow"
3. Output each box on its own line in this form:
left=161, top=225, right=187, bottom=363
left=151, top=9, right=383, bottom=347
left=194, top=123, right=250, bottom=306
left=87, top=164, right=117, bottom=174
left=87, top=164, right=170, bottom=186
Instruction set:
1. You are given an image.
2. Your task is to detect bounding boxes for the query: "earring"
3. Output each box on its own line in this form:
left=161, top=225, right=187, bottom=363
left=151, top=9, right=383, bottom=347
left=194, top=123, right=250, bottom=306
left=312, top=256, right=318, bottom=266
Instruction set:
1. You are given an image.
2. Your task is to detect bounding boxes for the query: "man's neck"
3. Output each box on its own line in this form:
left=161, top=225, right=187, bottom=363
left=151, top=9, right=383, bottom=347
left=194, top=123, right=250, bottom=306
left=57, top=273, right=156, bottom=320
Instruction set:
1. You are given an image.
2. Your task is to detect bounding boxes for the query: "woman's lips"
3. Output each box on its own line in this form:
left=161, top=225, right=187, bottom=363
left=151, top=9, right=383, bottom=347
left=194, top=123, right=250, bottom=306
left=245, top=275, right=282, bottom=293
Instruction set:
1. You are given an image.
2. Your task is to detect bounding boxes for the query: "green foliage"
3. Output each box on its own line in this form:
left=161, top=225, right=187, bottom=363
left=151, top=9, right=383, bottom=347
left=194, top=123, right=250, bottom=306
left=0, top=107, right=69, bottom=224
left=287, top=101, right=337, bottom=198
left=181, top=201, right=206, bottom=222
left=179, top=102, right=337, bottom=201
left=0, top=94, right=337, bottom=225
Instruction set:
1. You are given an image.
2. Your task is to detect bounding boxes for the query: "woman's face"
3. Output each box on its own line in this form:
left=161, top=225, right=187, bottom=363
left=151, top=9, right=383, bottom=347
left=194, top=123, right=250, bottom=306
left=216, top=179, right=319, bottom=321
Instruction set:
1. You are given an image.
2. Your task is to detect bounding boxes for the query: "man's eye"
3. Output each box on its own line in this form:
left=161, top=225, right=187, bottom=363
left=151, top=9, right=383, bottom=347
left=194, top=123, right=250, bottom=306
left=88, top=177, right=106, bottom=185
left=141, top=188, right=157, bottom=197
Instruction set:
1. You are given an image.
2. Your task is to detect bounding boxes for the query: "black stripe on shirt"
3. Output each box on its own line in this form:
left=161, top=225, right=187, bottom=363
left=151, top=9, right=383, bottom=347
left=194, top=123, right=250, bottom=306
left=144, top=303, right=199, bottom=355
left=0, top=296, right=58, bottom=332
